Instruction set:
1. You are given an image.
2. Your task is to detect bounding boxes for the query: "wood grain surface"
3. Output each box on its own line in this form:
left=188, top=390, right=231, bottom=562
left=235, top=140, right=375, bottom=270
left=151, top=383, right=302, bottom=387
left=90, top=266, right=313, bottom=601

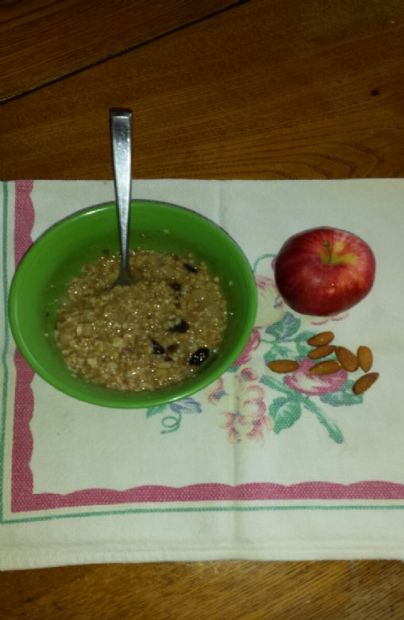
left=1, top=560, right=404, bottom=619
left=1, top=0, right=404, bottom=179
left=0, top=0, right=241, bottom=101
left=1, top=0, right=404, bottom=617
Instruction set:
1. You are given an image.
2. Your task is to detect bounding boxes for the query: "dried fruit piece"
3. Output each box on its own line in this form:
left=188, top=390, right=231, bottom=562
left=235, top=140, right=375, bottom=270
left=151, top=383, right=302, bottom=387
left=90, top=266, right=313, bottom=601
left=169, top=319, right=190, bottom=333
left=335, top=346, right=358, bottom=372
left=352, top=372, right=379, bottom=395
left=307, top=331, right=335, bottom=346
left=170, top=281, right=182, bottom=294
left=308, top=345, right=335, bottom=360
left=309, top=360, right=342, bottom=375
left=151, top=339, right=165, bottom=355
left=189, top=347, right=210, bottom=366
left=268, top=360, right=299, bottom=373
left=183, top=262, right=198, bottom=273
left=357, top=345, right=373, bottom=372
left=166, top=343, right=179, bottom=354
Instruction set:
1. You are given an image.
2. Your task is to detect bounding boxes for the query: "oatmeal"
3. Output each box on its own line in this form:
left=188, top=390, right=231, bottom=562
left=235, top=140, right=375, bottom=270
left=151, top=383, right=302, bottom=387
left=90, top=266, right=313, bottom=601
left=55, top=250, right=227, bottom=391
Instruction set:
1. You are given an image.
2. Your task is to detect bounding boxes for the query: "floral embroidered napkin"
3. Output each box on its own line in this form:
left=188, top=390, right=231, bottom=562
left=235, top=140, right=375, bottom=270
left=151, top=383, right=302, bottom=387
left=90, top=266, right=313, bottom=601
left=1, top=178, right=404, bottom=570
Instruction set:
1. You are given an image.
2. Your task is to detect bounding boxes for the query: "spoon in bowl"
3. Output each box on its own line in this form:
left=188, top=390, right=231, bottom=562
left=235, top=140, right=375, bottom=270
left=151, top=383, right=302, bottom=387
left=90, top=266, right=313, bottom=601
left=110, top=108, right=134, bottom=286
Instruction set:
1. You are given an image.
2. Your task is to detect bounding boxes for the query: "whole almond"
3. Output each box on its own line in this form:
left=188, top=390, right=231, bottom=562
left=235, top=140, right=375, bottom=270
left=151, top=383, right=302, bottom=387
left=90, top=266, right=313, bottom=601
left=357, top=346, right=373, bottom=372
left=352, top=372, right=379, bottom=395
left=268, top=360, right=299, bottom=373
left=335, top=346, right=358, bottom=372
left=309, top=360, right=342, bottom=375
left=308, top=345, right=335, bottom=360
left=307, top=331, right=335, bottom=347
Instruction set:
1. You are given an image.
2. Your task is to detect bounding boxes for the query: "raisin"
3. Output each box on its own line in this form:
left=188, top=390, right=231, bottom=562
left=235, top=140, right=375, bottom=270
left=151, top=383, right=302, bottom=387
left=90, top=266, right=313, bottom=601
left=169, top=319, right=189, bottom=333
left=151, top=338, right=165, bottom=354
left=170, top=281, right=182, bottom=294
left=183, top=263, right=198, bottom=273
left=189, top=347, right=210, bottom=366
left=166, top=343, right=179, bottom=354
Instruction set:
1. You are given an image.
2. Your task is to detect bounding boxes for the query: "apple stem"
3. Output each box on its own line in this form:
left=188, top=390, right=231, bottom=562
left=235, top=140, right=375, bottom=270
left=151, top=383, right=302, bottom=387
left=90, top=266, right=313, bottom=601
left=322, top=241, right=333, bottom=265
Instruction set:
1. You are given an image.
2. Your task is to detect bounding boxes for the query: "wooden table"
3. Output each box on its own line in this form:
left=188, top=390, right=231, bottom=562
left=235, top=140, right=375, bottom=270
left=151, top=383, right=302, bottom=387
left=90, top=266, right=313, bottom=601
left=1, top=0, right=404, bottom=617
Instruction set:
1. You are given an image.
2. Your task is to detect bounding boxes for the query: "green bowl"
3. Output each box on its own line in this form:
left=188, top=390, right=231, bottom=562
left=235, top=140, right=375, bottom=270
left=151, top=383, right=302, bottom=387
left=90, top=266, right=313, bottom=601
left=8, top=200, right=257, bottom=408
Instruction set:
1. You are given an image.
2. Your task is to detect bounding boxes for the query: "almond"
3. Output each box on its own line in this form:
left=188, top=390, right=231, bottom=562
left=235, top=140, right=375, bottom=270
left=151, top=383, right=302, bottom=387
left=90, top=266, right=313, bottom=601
left=335, top=346, right=358, bottom=372
left=268, top=360, right=299, bottom=373
left=357, top=346, right=373, bottom=372
left=309, top=360, right=342, bottom=375
left=352, top=372, right=379, bottom=395
left=307, top=331, right=335, bottom=347
left=308, top=345, right=335, bottom=360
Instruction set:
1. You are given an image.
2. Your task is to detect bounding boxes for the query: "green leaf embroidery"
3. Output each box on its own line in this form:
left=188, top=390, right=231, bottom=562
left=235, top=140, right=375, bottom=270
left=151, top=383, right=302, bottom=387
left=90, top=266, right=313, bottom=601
left=260, top=373, right=291, bottom=395
left=303, top=397, right=344, bottom=443
left=264, top=349, right=278, bottom=364
left=269, top=397, right=302, bottom=433
left=265, top=312, right=301, bottom=340
left=161, top=414, right=182, bottom=434
left=263, top=344, right=292, bottom=364
left=146, top=404, right=167, bottom=417
left=295, top=330, right=317, bottom=357
left=253, top=253, right=276, bottom=273
left=320, top=381, right=363, bottom=407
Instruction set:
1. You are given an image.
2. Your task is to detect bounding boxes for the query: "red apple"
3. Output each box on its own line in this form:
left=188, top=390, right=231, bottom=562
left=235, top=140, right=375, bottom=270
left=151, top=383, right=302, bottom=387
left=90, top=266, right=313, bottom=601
left=274, top=227, right=376, bottom=316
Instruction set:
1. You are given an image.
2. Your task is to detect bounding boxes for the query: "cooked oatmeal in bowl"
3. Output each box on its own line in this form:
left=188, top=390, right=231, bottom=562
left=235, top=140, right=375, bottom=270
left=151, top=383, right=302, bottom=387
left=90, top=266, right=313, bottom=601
left=55, top=250, right=227, bottom=391
left=9, top=199, right=257, bottom=408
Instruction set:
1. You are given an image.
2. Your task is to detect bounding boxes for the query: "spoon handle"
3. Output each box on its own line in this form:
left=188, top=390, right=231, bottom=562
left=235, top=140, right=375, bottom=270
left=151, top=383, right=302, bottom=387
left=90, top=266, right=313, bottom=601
left=110, top=109, right=132, bottom=278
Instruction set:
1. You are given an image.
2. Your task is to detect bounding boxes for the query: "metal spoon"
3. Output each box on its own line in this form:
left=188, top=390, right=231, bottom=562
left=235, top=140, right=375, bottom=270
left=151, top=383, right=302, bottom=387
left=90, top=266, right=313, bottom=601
left=110, top=108, right=134, bottom=286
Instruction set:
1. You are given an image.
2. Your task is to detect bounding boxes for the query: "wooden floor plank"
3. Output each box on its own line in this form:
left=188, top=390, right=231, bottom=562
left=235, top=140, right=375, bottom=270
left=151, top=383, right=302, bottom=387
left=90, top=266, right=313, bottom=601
left=1, top=560, right=404, bottom=619
left=0, top=0, right=243, bottom=102
left=1, top=0, right=403, bottom=179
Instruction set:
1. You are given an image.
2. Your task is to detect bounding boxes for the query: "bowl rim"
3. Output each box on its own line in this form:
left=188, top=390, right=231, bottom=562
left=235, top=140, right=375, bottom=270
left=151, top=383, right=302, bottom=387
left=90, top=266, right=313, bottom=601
left=8, top=199, right=258, bottom=409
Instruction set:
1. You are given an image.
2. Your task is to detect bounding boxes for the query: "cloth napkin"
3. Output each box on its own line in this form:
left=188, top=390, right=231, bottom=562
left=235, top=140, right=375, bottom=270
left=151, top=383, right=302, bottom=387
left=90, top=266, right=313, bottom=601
left=1, top=178, right=404, bottom=570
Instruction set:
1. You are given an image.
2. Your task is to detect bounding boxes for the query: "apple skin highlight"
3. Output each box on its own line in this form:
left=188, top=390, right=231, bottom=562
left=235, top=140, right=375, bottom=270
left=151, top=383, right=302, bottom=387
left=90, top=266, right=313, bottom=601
left=274, top=227, right=376, bottom=316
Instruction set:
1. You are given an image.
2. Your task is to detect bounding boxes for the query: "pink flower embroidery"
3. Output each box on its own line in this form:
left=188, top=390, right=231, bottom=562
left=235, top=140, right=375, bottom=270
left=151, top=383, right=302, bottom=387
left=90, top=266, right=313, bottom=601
left=239, top=367, right=259, bottom=382
left=310, top=312, right=349, bottom=326
left=284, top=359, right=347, bottom=396
left=255, top=275, right=286, bottom=328
left=232, top=328, right=261, bottom=368
left=222, top=368, right=272, bottom=443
